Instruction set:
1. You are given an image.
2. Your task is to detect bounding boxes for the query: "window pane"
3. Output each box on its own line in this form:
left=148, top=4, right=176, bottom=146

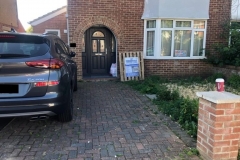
left=161, top=20, right=173, bottom=28
left=174, top=30, right=191, bottom=57
left=194, top=21, right=205, bottom=29
left=193, top=31, right=204, bottom=56
left=147, top=20, right=156, bottom=28
left=161, top=30, right=172, bottom=56
left=146, top=31, right=155, bottom=56
left=92, top=31, right=104, bottom=37
left=92, top=40, right=97, bottom=52
left=176, top=21, right=191, bottom=27
left=46, top=31, right=58, bottom=35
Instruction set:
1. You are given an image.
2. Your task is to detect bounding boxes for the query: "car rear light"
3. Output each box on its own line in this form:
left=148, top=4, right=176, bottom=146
left=34, top=81, right=59, bottom=87
left=26, top=59, right=64, bottom=69
left=0, top=35, right=15, bottom=38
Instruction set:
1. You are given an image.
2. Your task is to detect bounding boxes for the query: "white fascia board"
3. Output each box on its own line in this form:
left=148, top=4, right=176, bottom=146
left=30, top=7, right=67, bottom=26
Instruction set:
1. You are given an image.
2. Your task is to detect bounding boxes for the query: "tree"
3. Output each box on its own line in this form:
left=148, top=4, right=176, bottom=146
left=26, top=26, right=33, bottom=33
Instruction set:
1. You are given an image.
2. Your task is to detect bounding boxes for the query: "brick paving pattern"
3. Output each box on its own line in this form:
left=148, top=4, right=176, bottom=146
left=0, top=81, right=200, bottom=160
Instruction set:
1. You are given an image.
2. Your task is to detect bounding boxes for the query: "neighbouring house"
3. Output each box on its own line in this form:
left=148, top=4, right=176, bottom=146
left=0, top=0, right=25, bottom=32
left=29, top=6, right=68, bottom=43
left=67, top=0, right=232, bottom=80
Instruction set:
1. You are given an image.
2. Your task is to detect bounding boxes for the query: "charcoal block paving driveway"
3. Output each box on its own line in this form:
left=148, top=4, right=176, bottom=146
left=0, top=81, right=200, bottom=160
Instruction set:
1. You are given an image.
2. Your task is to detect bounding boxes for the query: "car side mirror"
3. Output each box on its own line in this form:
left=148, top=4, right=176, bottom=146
left=70, top=51, right=76, bottom=57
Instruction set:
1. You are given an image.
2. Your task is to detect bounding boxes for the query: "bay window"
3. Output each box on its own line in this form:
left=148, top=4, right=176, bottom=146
left=144, top=19, right=207, bottom=59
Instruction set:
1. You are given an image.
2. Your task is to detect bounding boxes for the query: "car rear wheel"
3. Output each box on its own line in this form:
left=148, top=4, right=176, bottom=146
left=58, top=88, right=73, bottom=122
left=73, top=72, right=78, bottom=92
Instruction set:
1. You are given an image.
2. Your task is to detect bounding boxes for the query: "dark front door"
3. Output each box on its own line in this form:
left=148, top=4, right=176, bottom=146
left=82, top=27, right=116, bottom=76
left=91, top=30, right=107, bottom=74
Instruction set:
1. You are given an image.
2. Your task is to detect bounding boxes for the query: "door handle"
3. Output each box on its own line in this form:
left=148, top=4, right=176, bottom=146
left=106, top=48, right=107, bottom=55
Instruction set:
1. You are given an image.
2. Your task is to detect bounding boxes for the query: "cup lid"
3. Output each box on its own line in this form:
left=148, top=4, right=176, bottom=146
left=215, top=78, right=224, bottom=82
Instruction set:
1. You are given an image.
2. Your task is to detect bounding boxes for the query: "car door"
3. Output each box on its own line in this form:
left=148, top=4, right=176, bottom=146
left=55, top=39, right=76, bottom=83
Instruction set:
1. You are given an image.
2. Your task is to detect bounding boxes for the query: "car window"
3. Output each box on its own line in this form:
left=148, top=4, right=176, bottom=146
left=55, top=42, right=66, bottom=55
left=0, top=34, right=50, bottom=57
left=57, top=39, right=69, bottom=55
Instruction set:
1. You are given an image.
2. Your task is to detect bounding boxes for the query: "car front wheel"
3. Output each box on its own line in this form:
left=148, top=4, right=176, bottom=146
left=58, top=88, right=73, bottom=122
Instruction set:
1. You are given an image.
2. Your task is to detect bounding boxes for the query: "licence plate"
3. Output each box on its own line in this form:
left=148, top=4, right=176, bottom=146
left=0, top=84, right=18, bottom=93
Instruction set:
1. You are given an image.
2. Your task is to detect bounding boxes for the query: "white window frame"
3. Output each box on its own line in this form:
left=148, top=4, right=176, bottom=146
left=144, top=19, right=207, bottom=59
left=44, top=29, right=61, bottom=37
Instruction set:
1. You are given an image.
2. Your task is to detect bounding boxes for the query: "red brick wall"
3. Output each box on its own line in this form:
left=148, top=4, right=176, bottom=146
left=32, top=12, right=67, bottom=43
left=197, top=97, right=240, bottom=160
left=68, top=0, right=231, bottom=79
left=144, top=60, right=212, bottom=78
left=206, top=0, right=232, bottom=52
left=68, top=0, right=144, bottom=79
left=0, top=22, right=19, bottom=32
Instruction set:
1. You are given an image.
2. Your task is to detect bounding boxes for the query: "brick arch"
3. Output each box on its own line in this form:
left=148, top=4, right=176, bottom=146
left=72, top=16, right=122, bottom=79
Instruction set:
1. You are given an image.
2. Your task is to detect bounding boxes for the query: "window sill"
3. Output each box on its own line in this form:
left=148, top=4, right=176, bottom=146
left=143, top=56, right=206, bottom=60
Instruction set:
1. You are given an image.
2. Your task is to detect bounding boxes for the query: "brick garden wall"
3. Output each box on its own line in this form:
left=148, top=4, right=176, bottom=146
left=32, top=12, right=67, bottom=43
left=197, top=95, right=240, bottom=160
left=144, top=60, right=213, bottom=78
left=68, top=0, right=232, bottom=80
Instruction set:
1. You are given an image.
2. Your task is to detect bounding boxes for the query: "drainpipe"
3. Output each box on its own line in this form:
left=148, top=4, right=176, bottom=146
left=66, top=0, right=70, bottom=45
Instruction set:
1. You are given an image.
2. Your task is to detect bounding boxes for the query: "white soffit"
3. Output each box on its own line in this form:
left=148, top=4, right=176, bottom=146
left=142, top=0, right=210, bottom=19
left=29, top=7, right=67, bottom=26
left=232, top=0, right=240, bottom=21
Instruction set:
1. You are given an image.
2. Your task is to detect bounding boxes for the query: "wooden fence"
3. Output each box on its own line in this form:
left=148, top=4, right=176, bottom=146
left=119, top=51, right=144, bottom=81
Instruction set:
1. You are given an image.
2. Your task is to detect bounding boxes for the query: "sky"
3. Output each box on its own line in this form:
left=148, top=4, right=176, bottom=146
left=17, top=0, right=67, bottom=30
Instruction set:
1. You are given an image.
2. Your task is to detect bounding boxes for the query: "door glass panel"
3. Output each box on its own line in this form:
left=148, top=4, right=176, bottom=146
left=92, top=31, right=104, bottom=37
left=100, top=40, right=105, bottom=52
left=82, top=34, right=85, bottom=52
left=112, top=36, right=115, bottom=52
left=92, top=40, right=97, bottom=52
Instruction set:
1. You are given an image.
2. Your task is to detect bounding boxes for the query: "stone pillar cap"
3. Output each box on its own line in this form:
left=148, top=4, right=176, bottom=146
left=196, top=91, right=240, bottom=104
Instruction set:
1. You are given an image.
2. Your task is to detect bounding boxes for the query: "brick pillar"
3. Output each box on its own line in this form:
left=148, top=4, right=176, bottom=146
left=196, top=91, right=240, bottom=160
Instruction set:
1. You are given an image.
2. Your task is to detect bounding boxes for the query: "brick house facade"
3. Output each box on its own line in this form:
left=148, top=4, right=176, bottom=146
left=67, top=0, right=231, bottom=80
left=29, top=6, right=68, bottom=43
left=0, top=0, right=25, bottom=32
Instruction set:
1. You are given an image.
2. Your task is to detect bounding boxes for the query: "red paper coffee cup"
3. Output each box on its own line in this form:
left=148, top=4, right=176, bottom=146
left=215, top=78, right=224, bottom=92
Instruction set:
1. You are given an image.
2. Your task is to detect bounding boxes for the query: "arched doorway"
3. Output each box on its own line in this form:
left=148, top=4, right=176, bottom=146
left=82, top=26, right=116, bottom=77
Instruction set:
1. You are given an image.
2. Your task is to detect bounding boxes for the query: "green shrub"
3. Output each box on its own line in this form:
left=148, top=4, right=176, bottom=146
left=204, top=22, right=240, bottom=66
left=206, top=73, right=225, bottom=82
left=227, top=74, right=240, bottom=90
left=125, top=76, right=167, bottom=94
left=178, top=98, right=198, bottom=137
